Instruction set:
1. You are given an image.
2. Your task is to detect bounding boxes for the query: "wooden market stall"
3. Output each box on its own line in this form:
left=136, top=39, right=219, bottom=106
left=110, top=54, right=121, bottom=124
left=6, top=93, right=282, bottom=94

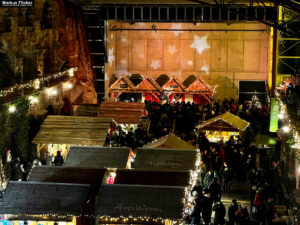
left=114, top=169, right=190, bottom=187
left=32, top=115, right=112, bottom=158
left=98, top=101, right=144, bottom=124
left=95, top=184, right=185, bottom=224
left=133, top=148, right=198, bottom=171
left=64, top=146, right=131, bottom=169
left=185, top=78, right=214, bottom=104
left=0, top=181, right=90, bottom=225
left=135, top=76, right=162, bottom=102
left=109, top=75, right=135, bottom=101
left=162, top=77, right=186, bottom=101
left=197, top=112, right=250, bottom=142
left=143, top=134, right=195, bottom=149
left=28, top=166, right=106, bottom=193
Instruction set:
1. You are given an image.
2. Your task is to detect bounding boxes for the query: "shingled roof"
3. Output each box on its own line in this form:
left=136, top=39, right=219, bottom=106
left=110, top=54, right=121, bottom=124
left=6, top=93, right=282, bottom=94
left=198, top=112, right=250, bottom=131
left=0, top=181, right=90, bottom=218
left=64, top=146, right=130, bottom=169
left=95, top=184, right=185, bottom=220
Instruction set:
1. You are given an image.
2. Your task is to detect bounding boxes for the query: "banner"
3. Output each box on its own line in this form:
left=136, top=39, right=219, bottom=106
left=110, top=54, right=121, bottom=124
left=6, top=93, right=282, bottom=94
left=269, top=97, right=279, bottom=132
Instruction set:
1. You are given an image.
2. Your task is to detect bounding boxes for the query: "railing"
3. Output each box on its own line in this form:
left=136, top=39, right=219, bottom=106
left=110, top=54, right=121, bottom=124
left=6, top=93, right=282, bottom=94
left=0, top=68, right=76, bottom=104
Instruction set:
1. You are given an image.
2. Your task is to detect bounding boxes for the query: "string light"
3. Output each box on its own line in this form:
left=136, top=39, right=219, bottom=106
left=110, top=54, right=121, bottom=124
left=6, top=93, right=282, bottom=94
left=8, top=105, right=16, bottom=113
left=282, top=125, right=290, bottom=133
left=0, top=67, right=77, bottom=99
left=51, top=89, right=58, bottom=96
left=278, top=113, right=284, bottom=119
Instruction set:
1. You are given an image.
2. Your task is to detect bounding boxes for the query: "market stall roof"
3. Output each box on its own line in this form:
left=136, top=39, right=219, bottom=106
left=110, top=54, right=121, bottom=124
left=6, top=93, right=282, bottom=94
left=135, top=76, right=161, bottom=92
left=0, top=181, right=90, bottom=220
left=95, top=184, right=184, bottom=220
left=109, top=75, right=135, bottom=91
left=197, top=112, right=250, bottom=132
left=133, top=148, right=197, bottom=171
left=114, top=169, right=190, bottom=186
left=162, top=77, right=185, bottom=93
left=32, top=115, right=111, bottom=145
left=64, top=146, right=130, bottom=169
left=28, top=166, right=106, bottom=192
left=98, top=102, right=144, bottom=124
left=185, top=78, right=213, bottom=94
left=143, top=134, right=195, bottom=149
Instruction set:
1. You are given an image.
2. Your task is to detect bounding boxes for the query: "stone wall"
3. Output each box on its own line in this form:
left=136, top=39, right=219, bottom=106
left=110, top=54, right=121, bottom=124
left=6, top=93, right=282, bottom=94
left=106, top=21, right=270, bottom=101
left=0, top=0, right=97, bottom=104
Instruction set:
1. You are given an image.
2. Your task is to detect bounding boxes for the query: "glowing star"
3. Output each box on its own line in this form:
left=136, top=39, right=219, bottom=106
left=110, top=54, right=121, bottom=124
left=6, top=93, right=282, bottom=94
left=120, top=59, right=127, bottom=65
left=107, top=48, right=115, bottom=67
left=188, top=60, right=193, bottom=66
left=168, top=45, right=178, bottom=55
left=190, top=35, right=210, bottom=55
left=201, top=65, right=209, bottom=75
left=171, top=23, right=183, bottom=37
left=150, top=60, right=161, bottom=70
left=120, top=36, right=127, bottom=42
left=139, top=53, right=145, bottom=58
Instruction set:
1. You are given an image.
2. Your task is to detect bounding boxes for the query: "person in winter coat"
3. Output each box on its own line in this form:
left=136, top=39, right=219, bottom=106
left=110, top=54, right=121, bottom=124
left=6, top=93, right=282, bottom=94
left=202, top=189, right=213, bottom=225
left=212, top=201, right=226, bottom=225
left=190, top=196, right=202, bottom=225
left=221, top=162, right=232, bottom=194
left=209, top=178, right=222, bottom=202
left=203, top=170, right=214, bottom=189
left=228, top=199, right=238, bottom=225
left=53, top=151, right=64, bottom=166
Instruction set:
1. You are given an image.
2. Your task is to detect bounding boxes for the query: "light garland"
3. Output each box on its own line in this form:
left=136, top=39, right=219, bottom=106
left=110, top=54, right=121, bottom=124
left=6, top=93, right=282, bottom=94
left=0, top=68, right=77, bottom=99
left=182, top=149, right=201, bottom=218
left=98, top=215, right=181, bottom=224
left=276, top=91, right=300, bottom=152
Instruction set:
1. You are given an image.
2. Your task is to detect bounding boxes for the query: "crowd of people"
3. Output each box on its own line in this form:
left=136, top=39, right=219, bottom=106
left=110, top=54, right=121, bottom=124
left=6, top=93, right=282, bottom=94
left=105, top=97, right=270, bottom=150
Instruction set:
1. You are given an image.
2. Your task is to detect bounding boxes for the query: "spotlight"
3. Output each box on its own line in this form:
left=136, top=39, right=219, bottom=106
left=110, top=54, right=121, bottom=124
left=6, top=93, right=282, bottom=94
left=8, top=105, right=16, bottom=113
left=282, top=125, right=290, bottom=133
left=278, top=114, right=284, bottom=119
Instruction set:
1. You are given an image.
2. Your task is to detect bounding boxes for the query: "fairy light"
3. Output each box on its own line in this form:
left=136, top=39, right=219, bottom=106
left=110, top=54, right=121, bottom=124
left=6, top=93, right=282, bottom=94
left=67, top=83, right=73, bottom=89
left=282, top=125, right=290, bottom=133
left=8, top=105, right=16, bottom=113
left=278, top=113, right=284, bottom=119
left=51, top=89, right=58, bottom=96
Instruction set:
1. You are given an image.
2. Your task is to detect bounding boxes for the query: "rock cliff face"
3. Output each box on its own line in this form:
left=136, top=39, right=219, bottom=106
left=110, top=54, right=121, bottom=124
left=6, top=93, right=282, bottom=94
left=0, top=0, right=97, bottom=104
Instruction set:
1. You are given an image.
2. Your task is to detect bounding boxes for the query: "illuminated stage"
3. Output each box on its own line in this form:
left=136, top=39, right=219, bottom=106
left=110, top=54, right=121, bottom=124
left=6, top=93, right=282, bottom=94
left=105, top=22, right=270, bottom=103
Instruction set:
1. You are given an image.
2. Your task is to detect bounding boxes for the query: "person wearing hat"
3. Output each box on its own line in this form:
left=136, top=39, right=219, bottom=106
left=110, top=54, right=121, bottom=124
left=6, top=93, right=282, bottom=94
left=228, top=199, right=238, bottom=225
left=202, top=188, right=213, bottom=225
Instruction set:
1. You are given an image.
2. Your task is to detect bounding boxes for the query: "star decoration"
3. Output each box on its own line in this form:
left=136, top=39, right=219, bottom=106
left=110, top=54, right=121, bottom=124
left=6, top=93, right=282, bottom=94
left=171, top=23, right=183, bottom=37
left=150, top=60, right=161, bottom=70
left=201, top=65, right=209, bottom=75
left=168, top=45, right=178, bottom=55
left=120, top=36, right=127, bottom=43
left=108, top=48, right=115, bottom=67
left=120, top=59, right=127, bottom=65
left=188, top=60, right=193, bottom=66
left=139, top=53, right=145, bottom=58
left=190, top=35, right=210, bottom=55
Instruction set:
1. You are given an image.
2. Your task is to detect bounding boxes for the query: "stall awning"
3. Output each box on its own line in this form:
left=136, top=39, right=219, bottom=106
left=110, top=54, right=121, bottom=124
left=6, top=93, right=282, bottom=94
left=143, top=134, right=195, bottom=149
left=197, top=112, right=250, bottom=132
left=28, top=166, right=106, bottom=192
left=0, top=181, right=90, bottom=219
left=99, top=102, right=144, bottom=124
left=185, top=78, right=213, bottom=94
left=134, top=148, right=197, bottom=171
left=114, top=170, right=190, bottom=187
left=32, top=115, right=112, bottom=145
left=95, top=184, right=184, bottom=220
left=64, top=146, right=130, bottom=169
